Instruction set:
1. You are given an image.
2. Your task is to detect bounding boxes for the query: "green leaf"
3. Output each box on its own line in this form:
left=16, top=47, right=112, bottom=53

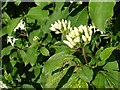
left=95, top=47, right=104, bottom=59
left=0, top=27, right=6, bottom=37
left=22, top=84, right=34, bottom=88
left=26, top=6, right=49, bottom=21
left=42, top=3, right=70, bottom=33
left=63, top=76, right=88, bottom=88
left=62, top=67, right=88, bottom=88
left=18, top=50, right=26, bottom=62
left=92, top=72, right=105, bottom=88
left=14, top=2, right=21, bottom=6
left=42, top=33, right=52, bottom=45
left=55, top=2, right=64, bottom=11
left=89, top=0, right=116, bottom=32
left=88, top=53, right=99, bottom=66
left=1, top=46, right=14, bottom=58
left=68, top=7, right=88, bottom=27
left=105, top=71, right=120, bottom=88
left=51, top=44, right=75, bottom=54
left=2, top=11, right=11, bottom=25
left=11, top=67, right=17, bottom=77
left=40, top=52, right=76, bottom=88
left=103, top=61, right=119, bottom=72
left=40, top=47, right=50, bottom=56
left=40, top=66, right=70, bottom=88
left=34, top=2, right=51, bottom=9
left=24, top=44, right=39, bottom=66
left=4, top=71, right=13, bottom=83
left=92, top=71, right=120, bottom=88
left=10, top=58, right=17, bottom=67
left=7, top=18, right=22, bottom=35
left=78, top=66, right=93, bottom=83
left=28, top=29, right=40, bottom=44
left=33, top=64, right=42, bottom=80
left=100, top=47, right=116, bottom=61
left=41, top=52, right=74, bottom=74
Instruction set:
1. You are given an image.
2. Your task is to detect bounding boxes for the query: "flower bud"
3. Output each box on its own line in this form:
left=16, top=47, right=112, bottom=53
left=74, top=27, right=79, bottom=36
left=63, top=40, right=73, bottom=48
left=55, top=31, right=61, bottom=34
left=78, top=25, right=83, bottom=33
left=66, top=35, right=72, bottom=42
left=74, top=36, right=80, bottom=43
left=68, top=21, right=71, bottom=30
left=49, top=27, right=56, bottom=31
left=82, top=35, right=87, bottom=42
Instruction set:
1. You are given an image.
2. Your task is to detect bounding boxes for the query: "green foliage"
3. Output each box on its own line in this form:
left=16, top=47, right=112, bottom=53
left=68, top=6, right=88, bottom=26
left=7, top=18, right=22, bottom=35
left=89, top=0, right=116, bottom=32
left=1, top=46, right=14, bottom=58
left=100, top=47, right=116, bottom=61
left=26, top=6, right=49, bottom=21
left=1, top=1, right=120, bottom=89
left=40, top=47, right=50, bottom=56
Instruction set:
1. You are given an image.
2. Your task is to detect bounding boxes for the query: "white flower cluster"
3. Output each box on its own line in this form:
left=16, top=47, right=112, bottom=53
left=63, top=25, right=94, bottom=48
left=14, top=20, right=26, bottom=32
left=7, top=36, right=18, bottom=46
left=81, top=25, right=93, bottom=42
left=50, top=19, right=102, bottom=49
left=0, top=81, right=8, bottom=89
left=63, top=27, right=81, bottom=48
left=7, top=19, right=27, bottom=46
left=49, top=19, right=72, bottom=34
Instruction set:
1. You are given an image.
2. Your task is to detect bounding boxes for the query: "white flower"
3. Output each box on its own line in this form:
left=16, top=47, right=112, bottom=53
left=83, top=26, right=89, bottom=39
left=7, top=36, right=18, bottom=46
left=63, top=27, right=81, bottom=48
left=74, top=36, right=80, bottom=43
left=82, top=35, right=87, bottom=42
left=0, top=81, right=8, bottom=89
left=7, top=36, right=13, bottom=44
left=78, top=25, right=83, bottom=33
left=12, top=38, right=18, bottom=46
left=88, top=35, right=91, bottom=42
left=68, top=21, right=71, bottom=30
left=49, top=19, right=72, bottom=34
left=62, top=19, right=67, bottom=31
left=14, top=20, right=26, bottom=32
left=51, top=19, right=101, bottom=48
left=70, top=41, right=76, bottom=46
left=63, top=40, right=74, bottom=48
left=69, top=30, right=76, bottom=38
left=66, top=35, right=73, bottom=42
left=49, top=26, right=56, bottom=31
left=55, top=31, right=61, bottom=34
left=78, top=25, right=94, bottom=43
left=90, top=25, right=103, bottom=34
left=57, top=20, right=61, bottom=25
left=74, top=27, right=79, bottom=36
left=88, top=25, right=93, bottom=36
left=54, top=21, right=61, bottom=29
left=96, top=29, right=104, bottom=34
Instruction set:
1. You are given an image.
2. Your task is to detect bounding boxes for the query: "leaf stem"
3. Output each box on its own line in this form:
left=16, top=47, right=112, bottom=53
left=82, top=46, right=87, bottom=64
left=1, top=0, right=8, bottom=10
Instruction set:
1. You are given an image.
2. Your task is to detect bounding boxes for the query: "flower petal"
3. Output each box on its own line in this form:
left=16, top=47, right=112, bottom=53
left=63, top=40, right=73, bottom=48
left=82, top=35, right=87, bottom=42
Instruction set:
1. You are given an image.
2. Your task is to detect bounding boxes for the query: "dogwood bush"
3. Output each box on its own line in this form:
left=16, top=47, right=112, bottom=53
left=1, top=0, right=120, bottom=89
